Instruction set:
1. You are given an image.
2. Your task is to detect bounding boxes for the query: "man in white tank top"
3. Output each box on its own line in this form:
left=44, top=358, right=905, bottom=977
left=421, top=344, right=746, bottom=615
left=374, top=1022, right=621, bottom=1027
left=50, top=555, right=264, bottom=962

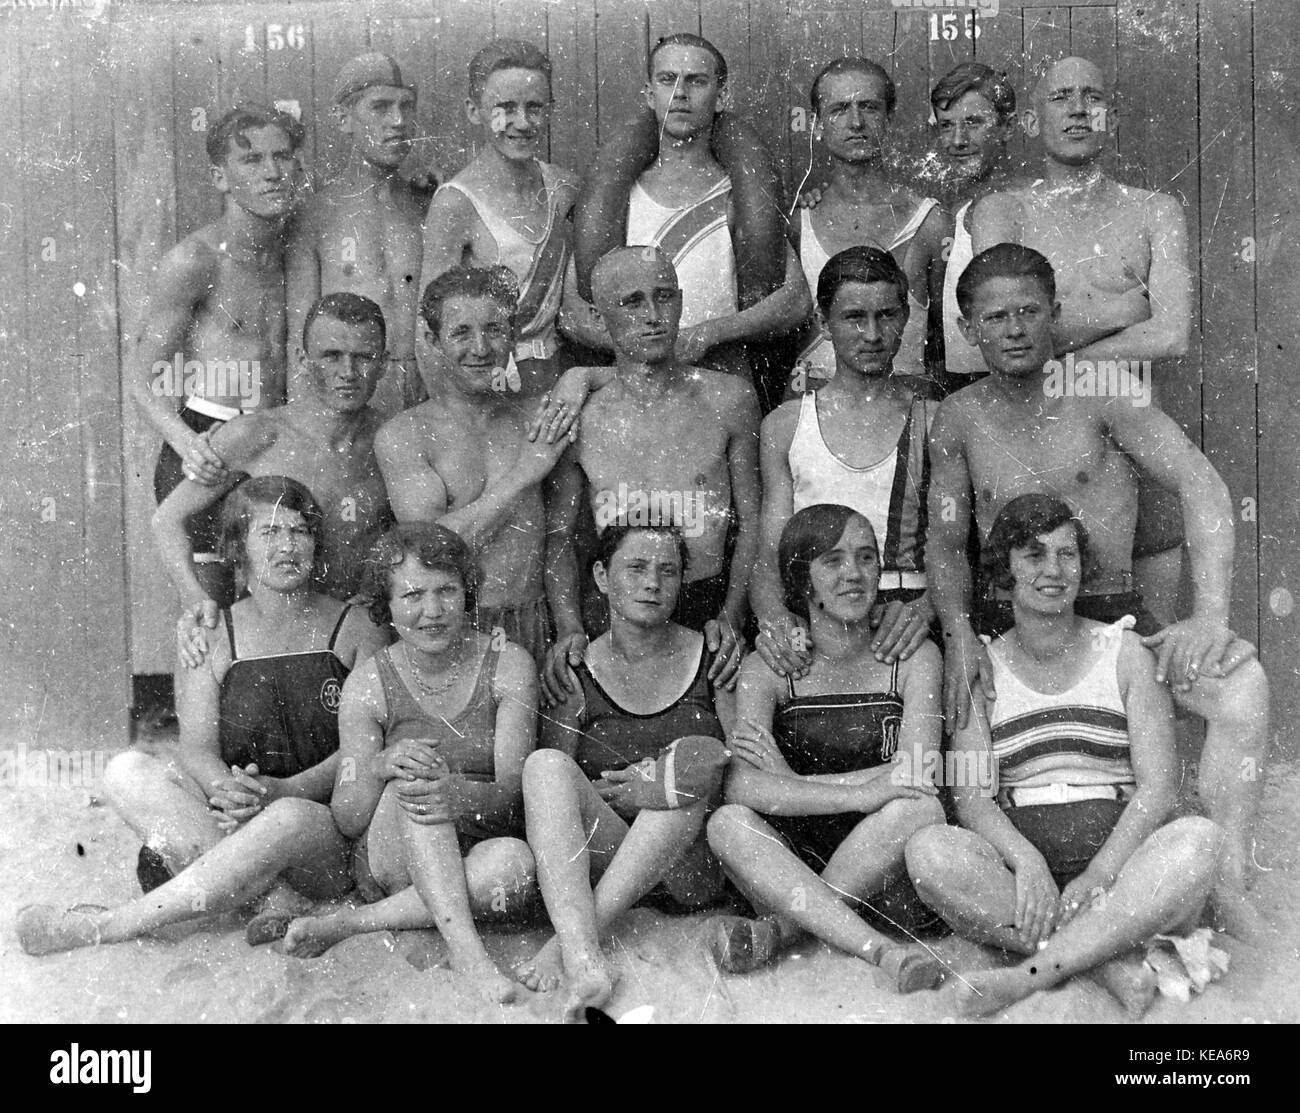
left=754, top=247, right=936, bottom=682
left=790, top=59, right=949, bottom=390
left=620, top=36, right=810, bottom=382
left=421, top=40, right=586, bottom=400
left=929, top=63, right=1021, bottom=392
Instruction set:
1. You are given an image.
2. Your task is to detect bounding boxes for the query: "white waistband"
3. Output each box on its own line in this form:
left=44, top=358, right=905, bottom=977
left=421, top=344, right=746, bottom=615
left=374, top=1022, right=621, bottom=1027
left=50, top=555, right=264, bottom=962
left=877, top=571, right=927, bottom=592
left=999, top=782, right=1134, bottom=808
left=514, top=335, right=558, bottom=362
left=185, top=396, right=244, bottom=421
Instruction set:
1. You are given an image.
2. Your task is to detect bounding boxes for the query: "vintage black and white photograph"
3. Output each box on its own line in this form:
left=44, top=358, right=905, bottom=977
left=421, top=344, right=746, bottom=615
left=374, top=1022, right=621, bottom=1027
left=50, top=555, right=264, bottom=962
left=0, top=0, right=1296, bottom=1040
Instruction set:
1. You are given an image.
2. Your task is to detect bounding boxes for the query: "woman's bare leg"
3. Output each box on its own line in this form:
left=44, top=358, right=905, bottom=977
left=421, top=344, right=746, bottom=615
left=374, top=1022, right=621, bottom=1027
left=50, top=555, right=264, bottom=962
left=102, top=751, right=221, bottom=872
left=283, top=838, right=536, bottom=956
left=707, top=801, right=945, bottom=992
left=951, top=818, right=1222, bottom=1017
left=18, top=799, right=350, bottom=954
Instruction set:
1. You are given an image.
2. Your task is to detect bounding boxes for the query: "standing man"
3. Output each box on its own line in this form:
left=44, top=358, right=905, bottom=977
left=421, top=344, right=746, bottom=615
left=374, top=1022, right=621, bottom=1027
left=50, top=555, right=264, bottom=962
left=155, top=293, right=394, bottom=631
left=576, top=34, right=810, bottom=410
left=544, top=247, right=758, bottom=700
left=288, top=53, right=432, bottom=419
left=972, top=56, right=1193, bottom=621
left=375, top=266, right=570, bottom=671
left=930, top=62, right=1020, bottom=389
left=132, top=104, right=303, bottom=606
left=791, top=58, right=948, bottom=389
left=420, top=40, right=579, bottom=401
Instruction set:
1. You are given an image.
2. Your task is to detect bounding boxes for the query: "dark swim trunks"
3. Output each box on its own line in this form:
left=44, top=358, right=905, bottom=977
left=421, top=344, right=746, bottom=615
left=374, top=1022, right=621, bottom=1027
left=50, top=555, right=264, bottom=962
left=1003, top=798, right=1127, bottom=888
left=153, top=405, right=227, bottom=553
left=976, top=590, right=1163, bottom=639
left=672, top=572, right=730, bottom=632
left=1133, top=476, right=1185, bottom=559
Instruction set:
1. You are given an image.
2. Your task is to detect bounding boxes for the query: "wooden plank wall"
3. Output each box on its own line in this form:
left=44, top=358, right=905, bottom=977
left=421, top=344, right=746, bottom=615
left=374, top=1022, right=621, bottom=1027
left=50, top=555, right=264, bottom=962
left=0, top=0, right=1293, bottom=748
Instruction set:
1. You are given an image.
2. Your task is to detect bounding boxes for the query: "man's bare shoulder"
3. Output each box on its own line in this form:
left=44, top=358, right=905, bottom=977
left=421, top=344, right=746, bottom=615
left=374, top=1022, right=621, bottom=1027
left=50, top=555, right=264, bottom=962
left=376, top=399, right=442, bottom=447
left=933, top=380, right=997, bottom=437
left=158, top=229, right=222, bottom=286
left=1109, top=181, right=1185, bottom=224
left=544, top=162, right=581, bottom=202
left=691, top=368, right=758, bottom=410
left=761, top=397, right=801, bottom=447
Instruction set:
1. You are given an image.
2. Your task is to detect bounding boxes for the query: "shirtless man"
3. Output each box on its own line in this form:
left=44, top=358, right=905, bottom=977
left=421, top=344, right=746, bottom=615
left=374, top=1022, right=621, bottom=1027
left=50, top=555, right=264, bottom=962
left=544, top=247, right=758, bottom=700
left=288, top=54, right=433, bottom=420
left=754, top=247, right=935, bottom=680
left=420, top=39, right=579, bottom=401
left=611, top=34, right=810, bottom=398
left=930, top=63, right=1020, bottom=388
left=791, top=58, right=948, bottom=389
left=928, top=243, right=1268, bottom=939
left=972, top=56, right=1193, bottom=621
left=374, top=266, right=570, bottom=670
left=132, top=104, right=303, bottom=605
left=155, top=293, right=393, bottom=634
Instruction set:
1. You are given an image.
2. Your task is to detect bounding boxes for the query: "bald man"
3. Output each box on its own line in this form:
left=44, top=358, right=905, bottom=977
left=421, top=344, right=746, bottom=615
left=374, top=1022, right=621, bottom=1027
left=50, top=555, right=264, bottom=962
left=543, top=247, right=760, bottom=700
left=973, top=56, right=1193, bottom=622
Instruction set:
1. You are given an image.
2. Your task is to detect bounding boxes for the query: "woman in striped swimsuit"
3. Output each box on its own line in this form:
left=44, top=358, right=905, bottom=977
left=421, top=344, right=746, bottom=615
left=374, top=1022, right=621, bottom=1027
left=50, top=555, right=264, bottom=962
left=906, top=494, right=1224, bottom=1018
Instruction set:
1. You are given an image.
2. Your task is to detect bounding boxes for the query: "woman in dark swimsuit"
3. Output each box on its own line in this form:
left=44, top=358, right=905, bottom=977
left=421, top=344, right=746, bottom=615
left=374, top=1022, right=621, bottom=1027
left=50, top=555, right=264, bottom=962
left=18, top=476, right=388, bottom=955
left=282, top=522, right=539, bottom=1006
left=706, top=503, right=947, bottom=993
left=516, top=524, right=733, bottom=1021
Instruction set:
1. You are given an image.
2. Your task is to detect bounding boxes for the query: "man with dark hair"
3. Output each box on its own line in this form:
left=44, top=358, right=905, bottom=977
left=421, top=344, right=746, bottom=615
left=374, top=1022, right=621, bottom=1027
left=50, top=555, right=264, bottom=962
left=972, top=56, right=1193, bottom=622
left=792, top=57, right=948, bottom=390
left=288, top=53, right=434, bottom=421
left=574, top=34, right=810, bottom=412
left=420, top=39, right=581, bottom=401
left=375, top=267, right=571, bottom=670
left=132, top=103, right=304, bottom=608
left=929, top=244, right=1269, bottom=940
left=930, top=62, right=1021, bottom=387
left=155, top=292, right=394, bottom=641
left=754, top=246, right=936, bottom=679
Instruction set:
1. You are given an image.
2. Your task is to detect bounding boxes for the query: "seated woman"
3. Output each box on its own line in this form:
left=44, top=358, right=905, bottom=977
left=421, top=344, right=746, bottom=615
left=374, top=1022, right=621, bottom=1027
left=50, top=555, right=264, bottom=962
left=706, top=503, right=947, bottom=993
left=905, top=494, right=1224, bottom=1018
left=280, top=523, right=538, bottom=1005
left=515, top=524, right=733, bottom=1021
left=17, top=475, right=389, bottom=955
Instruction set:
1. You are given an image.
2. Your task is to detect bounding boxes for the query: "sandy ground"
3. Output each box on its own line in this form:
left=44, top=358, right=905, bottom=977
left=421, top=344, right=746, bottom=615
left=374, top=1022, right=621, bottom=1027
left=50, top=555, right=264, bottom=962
left=3, top=727, right=1298, bottom=1025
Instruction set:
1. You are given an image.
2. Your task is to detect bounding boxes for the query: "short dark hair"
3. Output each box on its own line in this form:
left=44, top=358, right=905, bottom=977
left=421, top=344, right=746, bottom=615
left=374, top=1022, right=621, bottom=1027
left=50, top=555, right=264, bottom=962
left=982, top=493, right=1100, bottom=592
left=649, top=34, right=728, bottom=88
left=956, top=242, right=1056, bottom=318
left=816, top=245, right=909, bottom=317
left=418, top=265, right=519, bottom=337
left=205, top=103, right=304, bottom=167
left=359, top=522, right=479, bottom=628
left=592, top=523, right=690, bottom=577
left=930, top=62, right=1016, bottom=122
left=219, top=475, right=325, bottom=577
left=302, top=292, right=387, bottom=354
left=778, top=504, right=877, bottom=620
left=810, top=57, right=895, bottom=117
left=468, top=38, right=552, bottom=101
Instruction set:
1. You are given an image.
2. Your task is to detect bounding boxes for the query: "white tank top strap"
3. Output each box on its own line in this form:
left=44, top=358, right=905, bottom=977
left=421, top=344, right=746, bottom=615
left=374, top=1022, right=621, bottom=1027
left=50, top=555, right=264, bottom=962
left=799, top=208, right=832, bottom=292
left=888, top=196, right=939, bottom=253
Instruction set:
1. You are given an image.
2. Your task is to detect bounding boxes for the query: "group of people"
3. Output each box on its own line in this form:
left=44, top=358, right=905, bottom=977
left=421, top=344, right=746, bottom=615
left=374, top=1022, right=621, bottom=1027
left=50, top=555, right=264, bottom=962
left=16, top=33, right=1271, bottom=1022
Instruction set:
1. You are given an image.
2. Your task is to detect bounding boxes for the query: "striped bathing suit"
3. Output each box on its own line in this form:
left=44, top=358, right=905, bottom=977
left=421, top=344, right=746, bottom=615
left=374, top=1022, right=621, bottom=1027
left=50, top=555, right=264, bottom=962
left=986, top=616, right=1137, bottom=792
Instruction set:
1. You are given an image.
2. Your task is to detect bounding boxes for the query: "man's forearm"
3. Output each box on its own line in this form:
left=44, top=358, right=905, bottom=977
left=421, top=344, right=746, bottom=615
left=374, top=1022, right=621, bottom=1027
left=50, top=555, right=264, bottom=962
left=1181, top=484, right=1235, bottom=622
left=928, top=535, right=976, bottom=635
left=439, top=474, right=531, bottom=553
left=722, top=526, right=756, bottom=627
left=1065, top=317, right=1189, bottom=362
left=545, top=540, right=586, bottom=638
left=153, top=507, right=211, bottom=607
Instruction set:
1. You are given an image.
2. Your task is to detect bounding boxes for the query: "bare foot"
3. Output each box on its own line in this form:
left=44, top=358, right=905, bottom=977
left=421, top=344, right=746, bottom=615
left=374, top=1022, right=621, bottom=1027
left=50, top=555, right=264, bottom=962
left=708, top=915, right=782, bottom=975
left=453, top=955, right=521, bottom=1005
left=1092, top=953, right=1158, bottom=1018
left=875, top=945, right=946, bottom=994
left=954, top=967, right=1035, bottom=1018
left=17, top=904, right=106, bottom=955
left=515, top=935, right=564, bottom=992
left=562, top=951, right=618, bottom=1023
left=282, top=914, right=356, bottom=959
